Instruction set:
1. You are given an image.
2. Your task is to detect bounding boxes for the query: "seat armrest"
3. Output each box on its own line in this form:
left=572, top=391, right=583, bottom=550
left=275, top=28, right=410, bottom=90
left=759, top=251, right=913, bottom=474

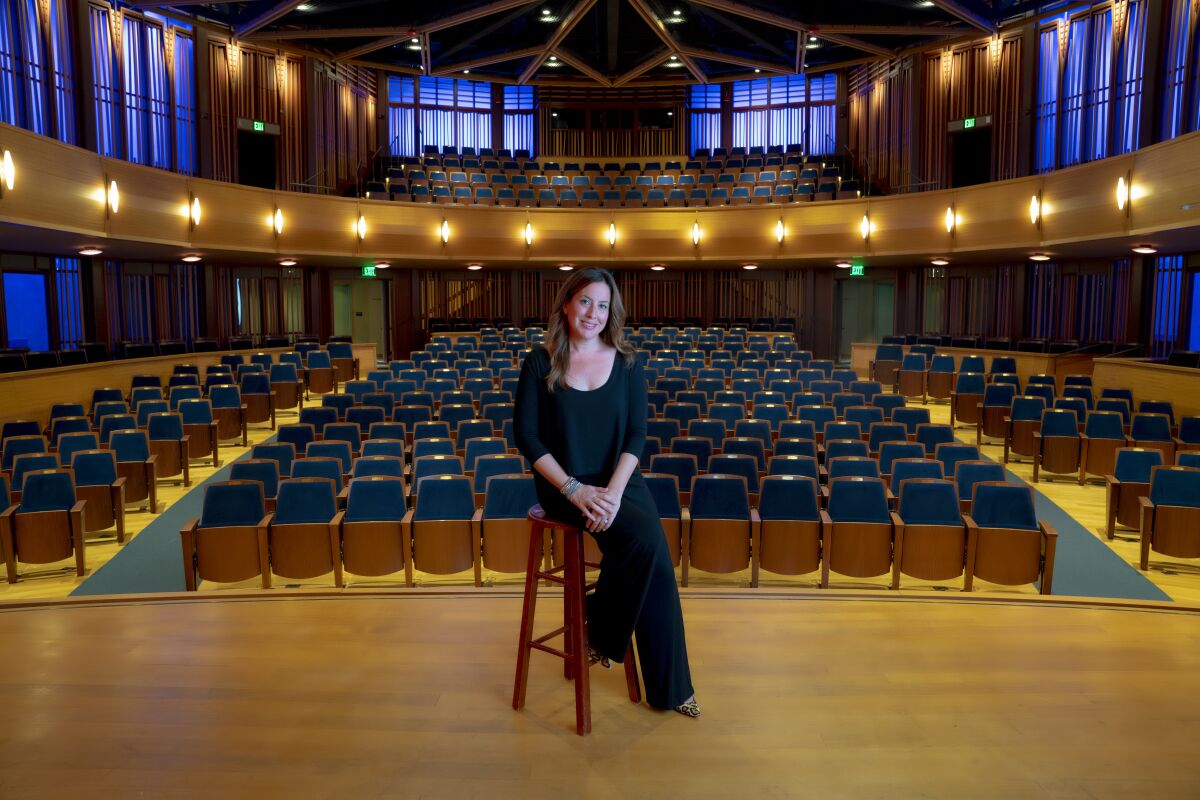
left=112, top=477, right=127, bottom=490
left=819, top=510, right=832, bottom=526
left=181, top=518, right=199, bottom=534
left=145, top=454, right=158, bottom=466
left=1138, top=496, right=1154, bottom=513
left=890, top=512, right=903, bottom=528
left=330, top=510, right=345, bottom=527
left=258, top=513, right=274, bottom=528
left=749, top=509, right=761, bottom=524
left=1105, top=474, right=1119, bottom=488
left=471, top=508, right=483, bottom=523
left=1039, top=520, right=1058, bottom=542
left=70, top=500, right=87, bottom=515
left=962, top=514, right=978, bottom=532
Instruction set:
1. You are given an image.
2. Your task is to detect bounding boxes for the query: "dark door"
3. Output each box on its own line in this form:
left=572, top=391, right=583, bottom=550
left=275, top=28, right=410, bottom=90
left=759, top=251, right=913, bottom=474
left=237, top=130, right=277, bottom=189
left=950, top=127, right=992, bottom=187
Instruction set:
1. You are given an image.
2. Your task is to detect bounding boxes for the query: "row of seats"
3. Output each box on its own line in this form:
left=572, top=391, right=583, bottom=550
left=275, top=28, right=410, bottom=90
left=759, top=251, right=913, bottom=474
left=377, top=183, right=856, bottom=207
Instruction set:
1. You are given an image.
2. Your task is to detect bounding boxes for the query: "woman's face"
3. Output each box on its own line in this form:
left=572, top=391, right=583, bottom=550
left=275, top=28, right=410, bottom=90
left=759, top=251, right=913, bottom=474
left=563, top=280, right=611, bottom=342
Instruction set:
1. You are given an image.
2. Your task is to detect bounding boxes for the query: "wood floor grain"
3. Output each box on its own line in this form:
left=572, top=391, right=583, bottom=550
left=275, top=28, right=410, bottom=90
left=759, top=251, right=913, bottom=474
left=0, top=592, right=1197, bottom=799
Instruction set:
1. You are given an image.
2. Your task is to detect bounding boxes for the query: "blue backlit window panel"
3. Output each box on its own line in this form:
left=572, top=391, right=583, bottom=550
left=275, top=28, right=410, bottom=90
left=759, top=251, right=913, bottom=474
left=3, top=272, right=50, bottom=352
left=90, top=4, right=119, bottom=158
left=1114, top=0, right=1146, bottom=154
left=1161, top=0, right=1191, bottom=140
left=1034, top=26, right=1058, bottom=173
left=725, top=74, right=835, bottom=153
left=174, top=33, right=196, bottom=175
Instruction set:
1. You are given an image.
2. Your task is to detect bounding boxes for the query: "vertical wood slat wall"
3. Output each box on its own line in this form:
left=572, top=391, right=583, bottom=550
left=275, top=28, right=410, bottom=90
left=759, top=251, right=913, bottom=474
left=849, top=36, right=1022, bottom=192
left=847, top=59, right=914, bottom=194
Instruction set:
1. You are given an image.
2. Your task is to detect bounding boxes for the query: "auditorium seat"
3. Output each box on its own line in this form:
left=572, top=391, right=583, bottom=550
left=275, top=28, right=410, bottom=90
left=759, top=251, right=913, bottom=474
left=926, top=355, right=956, bottom=401
left=754, top=475, right=821, bottom=585
left=976, top=383, right=1018, bottom=445
left=1129, top=413, right=1176, bottom=464
left=336, top=476, right=410, bottom=584
left=109, top=430, right=156, bottom=513
left=265, top=478, right=343, bottom=588
left=405, top=474, right=479, bottom=584
left=1033, top=409, right=1080, bottom=482
left=964, top=483, right=1056, bottom=594
left=229, top=459, right=281, bottom=511
left=147, top=413, right=190, bottom=486
left=684, top=473, right=754, bottom=586
left=823, top=476, right=895, bottom=588
left=1004, top=396, right=1046, bottom=464
left=1, top=470, right=86, bottom=583
left=893, top=479, right=968, bottom=590
left=1139, top=466, right=1200, bottom=569
left=70, top=450, right=125, bottom=542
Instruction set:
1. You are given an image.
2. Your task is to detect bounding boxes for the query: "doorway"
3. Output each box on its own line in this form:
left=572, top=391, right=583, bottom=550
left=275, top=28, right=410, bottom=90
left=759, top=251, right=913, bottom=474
left=836, top=278, right=895, bottom=363
left=950, top=126, right=992, bottom=187
left=237, top=130, right=277, bottom=189
left=332, top=276, right=390, bottom=364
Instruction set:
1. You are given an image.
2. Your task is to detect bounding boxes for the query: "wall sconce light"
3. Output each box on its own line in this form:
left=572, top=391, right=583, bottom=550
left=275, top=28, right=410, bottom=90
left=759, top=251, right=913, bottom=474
left=944, top=204, right=958, bottom=235
left=1029, top=193, right=1041, bottom=227
left=775, top=217, right=785, bottom=244
left=524, top=222, right=534, bottom=247
left=189, top=193, right=202, bottom=229
left=356, top=214, right=368, bottom=241
left=439, top=218, right=450, bottom=244
left=270, top=206, right=284, bottom=236
left=106, top=179, right=120, bottom=216
left=691, top=222, right=701, bottom=246
left=1116, top=174, right=1129, bottom=212
left=1, top=149, right=14, bottom=194
left=859, top=213, right=871, bottom=241
left=607, top=222, right=617, bottom=247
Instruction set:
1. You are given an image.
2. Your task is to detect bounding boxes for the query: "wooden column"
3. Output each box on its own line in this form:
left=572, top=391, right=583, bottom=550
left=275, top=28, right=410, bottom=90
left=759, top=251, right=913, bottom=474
left=1017, top=21, right=1037, bottom=176
left=71, top=0, right=95, bottom=153
left=1137, top=0, right=1166, bottom=149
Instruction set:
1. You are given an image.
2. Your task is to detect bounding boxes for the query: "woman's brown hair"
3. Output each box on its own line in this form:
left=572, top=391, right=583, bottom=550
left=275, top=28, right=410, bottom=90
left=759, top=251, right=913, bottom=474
left=544, top=267, right=636, bottom=391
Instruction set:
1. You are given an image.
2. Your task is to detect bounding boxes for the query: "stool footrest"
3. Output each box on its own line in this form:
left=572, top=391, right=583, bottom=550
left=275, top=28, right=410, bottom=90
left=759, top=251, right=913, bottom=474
left=530, top=641, right=569, bottom=660
left=534, top=571, right=567, bottom=586
left=532, top=626, right=567, bottom=647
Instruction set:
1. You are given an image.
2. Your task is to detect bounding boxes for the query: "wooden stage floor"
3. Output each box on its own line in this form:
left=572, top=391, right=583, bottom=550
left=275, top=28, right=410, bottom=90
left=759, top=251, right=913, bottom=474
left=1, top=590, right=1198, bottom=799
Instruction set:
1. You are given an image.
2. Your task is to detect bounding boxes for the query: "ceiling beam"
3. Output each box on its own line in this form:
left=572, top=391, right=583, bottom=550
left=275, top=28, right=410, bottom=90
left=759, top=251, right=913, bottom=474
left=927, top=0, right=996, bottom=33
left=795, top=31, right=804, bottom=74
left=334, top=35, right=409, bottom=63
left=437, top=5, right=532, bottom=63
left=246, top=0, right=542, bottom=40
left=625, top=0, right=705, bottom=83
left=606, top=0, right=620, bottom=73
left=235, top=0, right=309, bottom=39
left=677, top=47, right=791, bottom=74
left=518, top=0, right=599, bottom=84
left=684, top=0, right=891, bottom=57
left=611, top=47, right=670, bottom=86
left=693, top=5, right=793, bottom=62
left=433, top=46, right=545, bottom=76
left=553, top=46, right=613, bottom=86
left=812, top=24, right=975, bottom=37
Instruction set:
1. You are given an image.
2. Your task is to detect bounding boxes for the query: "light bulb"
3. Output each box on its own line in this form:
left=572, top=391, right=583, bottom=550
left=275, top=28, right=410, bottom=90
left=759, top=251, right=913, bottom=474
left=356, top=214, right=367, bottom=241
left=1029, top=194, right=1040, bottom=225
left=607, top=222, right=617, bottom=246
left=775, top=218, right=785, bottom=243
left=190, top=195, right=202, bottom=227
left=440, top=218, right=450, bottom=243
left=859, top=214, right=870, bottom=240
left=107, top=180, right=120, bottom=214
left=273, top=207, right=284, bottom=235
left=1116, top=175, right=1129, bottom=211
left=692, top=222, right=701, bottom=246
left=944, top=206, right=955, bottom=233
left=524, top=222, right=534, bottom=246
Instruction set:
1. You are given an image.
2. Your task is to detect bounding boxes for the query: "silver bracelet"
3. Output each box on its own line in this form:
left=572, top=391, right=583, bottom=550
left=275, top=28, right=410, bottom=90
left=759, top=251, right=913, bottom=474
left=560, top=477, right=580, bottom=498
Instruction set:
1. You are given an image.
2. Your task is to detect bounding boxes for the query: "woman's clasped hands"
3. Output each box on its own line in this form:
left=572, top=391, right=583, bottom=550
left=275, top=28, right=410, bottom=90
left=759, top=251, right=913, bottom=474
left=571, top=483, right=622, bottom=533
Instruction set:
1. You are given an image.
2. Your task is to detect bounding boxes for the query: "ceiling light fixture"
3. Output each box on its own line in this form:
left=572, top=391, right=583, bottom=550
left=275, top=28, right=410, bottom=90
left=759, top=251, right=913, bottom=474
left=407, top=37, right=422, bottom=50
left=467, top=264, right=483, bottom=271
left=439, top=218, right=450, bottom=244
left=930, top=257, right=949, bottom=266
left=1, top=149, right=13, bottom=193
left=806, top=41, right=820, bottom=49
left=539, top=8, right=558, bottom=22
left=754, top=68, right=761, bottom=73
left=742, top=264, right=758, bottom=271
left=279, top=258, right=297, bottom=267
left=463, top=69, right=470, bottom=74
left=1131, top=245, right=1158, bottom=255
left=558, top=264, right=573, bottom=271
left=650, top=264, right=666, bottom=271
left=181, top=255, right=202, bottom=263
left=79, top=247, right=103, bottom=257
left=1029, top=253, right=1051, bottom=262
left=374, top=262, right=391, bottom=269
left=835, top=260, right=852, bottom=269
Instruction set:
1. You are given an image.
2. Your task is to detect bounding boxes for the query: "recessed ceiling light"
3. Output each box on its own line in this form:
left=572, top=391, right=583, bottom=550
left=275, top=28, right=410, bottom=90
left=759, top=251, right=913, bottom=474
left=754, top=68, right=761, bottom=73
left=667, top=111, right=673, bottom=116
left=279, top=259, right=297, bottom=267
left=181, top=255, right=202, bottom=263
left=463, top=69, right=470, bottom=74
left=407, top=38, right=421, bottom=50
left=297, top=3, right=314, bottom=11
left=539, top=8, right=558, bottom=22
left=930, top=257, right=949, bottom=266
left=1029, top=253, right=1051, bottom=262
left=467, top=264, right=483, bottom=271
left=806, top=42, right=820, bottom=49
left=809, top=36, right=818, bottom=42
left=742, top=264, right=758, bottom=270
left=552, top=112, right=558, bottom=117
left=672, top=8, right=682, bottom=15
left=79, top=247, right=103, bottom=256
left=835, top=260, right=852, bottom=269
left=666, top=60, right=684, bottom=68
left=558, top=264, right=573, bottom=271
left=650, top=265, right=666, bottom=271
left=918, top=0, right=935, bottom=7
left=1131, top=245, right=1158, bottom=254
left=374, top=262, right=390, bottom=269
left=549, top=55, right=556, bottom=61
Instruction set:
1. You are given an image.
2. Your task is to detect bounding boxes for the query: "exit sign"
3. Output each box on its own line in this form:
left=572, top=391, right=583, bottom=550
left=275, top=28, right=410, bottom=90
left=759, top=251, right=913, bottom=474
left=361, top=265, right=376, bottom=278
left=963, top=117, right=976, bottom=129
left=850, top=264, right=865, bottom=277
left=253, top=120, right=265, bottom=132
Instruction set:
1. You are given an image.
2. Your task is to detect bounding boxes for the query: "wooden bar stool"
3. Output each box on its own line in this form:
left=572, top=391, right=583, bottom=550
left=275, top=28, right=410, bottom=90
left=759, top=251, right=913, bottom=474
left=512, top=504, right=641, bottom=735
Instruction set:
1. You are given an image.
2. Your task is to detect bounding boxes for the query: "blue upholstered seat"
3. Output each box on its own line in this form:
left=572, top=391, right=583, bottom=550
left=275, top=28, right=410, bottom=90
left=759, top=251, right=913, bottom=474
left=891, top=458, right=944, bottom=491
left=290, top=457, right=344, bottom=493
left=230, top=459, right=280, bottom=500
left=1113, top=448, right=1164, bottom=483
left=970, top=484, right=1038, bottom=530
left=878, top=442, right=925, bottom=475
left=274, top=478, right=337, bottom=524
left=198, top=481, right=264, bottom=528
left=897, top=479, right=961, bottom=526
left=826, top=477, right=890, bottom=523
left=758, top=476, right=820, bottom=521
left=954, top=461, right=1007, bottom=503
left=892, top=407, right=931, bottom=436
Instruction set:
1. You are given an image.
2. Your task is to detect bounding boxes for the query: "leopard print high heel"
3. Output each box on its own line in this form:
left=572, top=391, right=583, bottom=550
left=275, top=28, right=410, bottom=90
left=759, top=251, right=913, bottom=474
left=675, top=695, right=701, bottom=718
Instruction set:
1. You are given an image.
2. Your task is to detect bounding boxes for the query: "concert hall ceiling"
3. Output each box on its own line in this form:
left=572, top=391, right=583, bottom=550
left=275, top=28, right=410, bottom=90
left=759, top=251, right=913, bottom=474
left=132, top=0, right=1060, bottom=86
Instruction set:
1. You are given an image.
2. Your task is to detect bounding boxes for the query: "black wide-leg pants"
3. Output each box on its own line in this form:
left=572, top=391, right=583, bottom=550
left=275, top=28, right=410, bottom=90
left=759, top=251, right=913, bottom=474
left=539, top=475, right=695, bottom=709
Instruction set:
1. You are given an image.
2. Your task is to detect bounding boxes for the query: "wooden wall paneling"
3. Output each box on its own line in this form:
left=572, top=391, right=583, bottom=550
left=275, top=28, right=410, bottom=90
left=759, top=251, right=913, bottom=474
left=186, top=180, right=277, bottom=255
left=207, top=39, right=234, bottom=183
left=103, top=157, right=194, bottom=245
left=0, top=125, right=106, bottom=235
left=950, top=175, right=1043, bottom=252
